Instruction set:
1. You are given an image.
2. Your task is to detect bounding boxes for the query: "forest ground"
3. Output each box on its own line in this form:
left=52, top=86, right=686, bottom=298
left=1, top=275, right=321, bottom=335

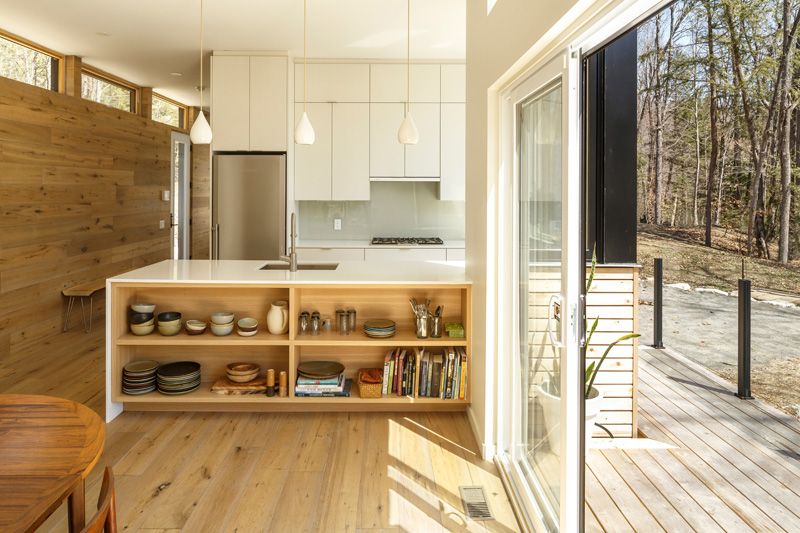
left=637, top=226, right=800, bottom=418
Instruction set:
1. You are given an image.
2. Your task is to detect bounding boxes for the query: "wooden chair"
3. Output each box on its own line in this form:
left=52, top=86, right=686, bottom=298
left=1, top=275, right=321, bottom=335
left=81, top=467, right=117, bottom=533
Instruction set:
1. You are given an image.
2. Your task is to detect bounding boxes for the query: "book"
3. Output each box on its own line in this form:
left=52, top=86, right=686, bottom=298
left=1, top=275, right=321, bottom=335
left=295, top=374, right=345, bottom=393
left=395, top=349, right=404, bottom=395
left=295, top=379, right=352, bottom=397
left=445, top=348, right=455, bottom=399
left=426, top=352, right=435, bottom=396
left=430, top=354, right=442, bottom=398
left=419, top=351, right=428, bottom=397
left=297, top=375, right=341, bottom=385
left=453, top=350, right=461, bottom=399
left=382, top=350, right=392, bottom=396
left=459, top=348, right=467, bottom=400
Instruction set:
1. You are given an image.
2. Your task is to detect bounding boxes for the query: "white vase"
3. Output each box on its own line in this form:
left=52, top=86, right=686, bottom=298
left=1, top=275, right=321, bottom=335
left=267, top=300, right=289, bottom=335
left=585, top=386, right=605, bottom=447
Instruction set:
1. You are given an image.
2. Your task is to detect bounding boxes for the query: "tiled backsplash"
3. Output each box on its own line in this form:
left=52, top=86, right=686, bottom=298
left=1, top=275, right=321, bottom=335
left=297, top=182, right=465, bottom=241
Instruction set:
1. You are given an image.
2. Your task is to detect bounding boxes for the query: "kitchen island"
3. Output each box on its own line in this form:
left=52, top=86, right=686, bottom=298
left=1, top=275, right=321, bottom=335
left=105, top=260, right=471, bottom=421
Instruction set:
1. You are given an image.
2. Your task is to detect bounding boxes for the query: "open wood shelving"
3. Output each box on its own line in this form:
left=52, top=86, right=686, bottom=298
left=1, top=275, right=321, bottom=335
left=109, top=282, right=471, bottom=412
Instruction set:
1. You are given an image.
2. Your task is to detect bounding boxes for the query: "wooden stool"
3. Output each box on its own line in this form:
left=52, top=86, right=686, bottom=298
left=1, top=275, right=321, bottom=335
left=63, top=280, right=105, bottom=333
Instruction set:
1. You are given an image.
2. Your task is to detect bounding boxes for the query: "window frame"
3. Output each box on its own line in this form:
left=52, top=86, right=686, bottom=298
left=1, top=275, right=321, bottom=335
left=152, top=92, right=189, bottom=129
left=80, top=64, right=140, bottom=114
left=0, top=28, right=63, bottom=92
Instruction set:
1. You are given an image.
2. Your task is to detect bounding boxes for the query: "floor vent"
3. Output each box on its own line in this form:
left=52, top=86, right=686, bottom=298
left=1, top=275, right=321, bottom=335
left=459, top=485, right=493, bottom=520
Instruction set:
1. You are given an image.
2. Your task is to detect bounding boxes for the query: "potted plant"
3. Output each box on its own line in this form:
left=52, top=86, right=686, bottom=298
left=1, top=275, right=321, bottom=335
left=534, top=249, right=640, bottom=451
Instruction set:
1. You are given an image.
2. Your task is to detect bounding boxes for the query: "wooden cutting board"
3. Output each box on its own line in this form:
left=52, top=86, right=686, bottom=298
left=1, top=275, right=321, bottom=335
left=211, top=376, right=268, bottom=395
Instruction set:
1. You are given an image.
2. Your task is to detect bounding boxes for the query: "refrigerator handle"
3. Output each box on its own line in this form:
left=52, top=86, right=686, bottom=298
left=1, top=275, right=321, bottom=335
left=213, top=223, right=220, bottom=259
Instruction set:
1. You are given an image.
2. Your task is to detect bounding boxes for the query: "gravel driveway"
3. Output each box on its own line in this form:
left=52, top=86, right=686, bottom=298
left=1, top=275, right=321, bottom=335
left=638, top=280, right=800, bottom=417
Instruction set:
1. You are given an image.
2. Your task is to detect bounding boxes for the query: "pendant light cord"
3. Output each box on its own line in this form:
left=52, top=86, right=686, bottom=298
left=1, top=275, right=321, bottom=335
left=199, top=0, right=204, bottom=110
left=304, top=0, right=308, bottom=113
left=406, top=0, right=411, bottom=115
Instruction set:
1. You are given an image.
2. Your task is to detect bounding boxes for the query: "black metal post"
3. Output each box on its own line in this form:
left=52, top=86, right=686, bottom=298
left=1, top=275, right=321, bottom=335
left=653, top=258, right=664, bottom=349
left=737, top=278, right=753, bottom=399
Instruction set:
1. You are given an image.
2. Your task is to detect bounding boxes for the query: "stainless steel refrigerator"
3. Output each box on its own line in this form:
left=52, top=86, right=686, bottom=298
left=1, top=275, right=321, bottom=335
left=212, top=154, right=286, bottom=260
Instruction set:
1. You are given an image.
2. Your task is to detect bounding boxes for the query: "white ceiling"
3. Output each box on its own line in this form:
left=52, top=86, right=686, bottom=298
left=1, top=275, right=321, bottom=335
left=1, top=0, right=466, bottom=106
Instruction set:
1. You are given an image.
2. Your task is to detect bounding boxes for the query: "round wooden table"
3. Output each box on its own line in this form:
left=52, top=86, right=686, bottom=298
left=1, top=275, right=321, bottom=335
left=0, top=394, right=105, bottom=533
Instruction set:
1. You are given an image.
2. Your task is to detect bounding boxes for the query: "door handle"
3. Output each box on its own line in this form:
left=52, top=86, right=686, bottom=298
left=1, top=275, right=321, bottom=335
left=547, top=294, right=563, bottom=349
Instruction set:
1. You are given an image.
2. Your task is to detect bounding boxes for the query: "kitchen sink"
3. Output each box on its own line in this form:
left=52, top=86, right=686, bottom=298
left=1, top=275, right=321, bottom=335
left=259, top=263, right=339, bottom=271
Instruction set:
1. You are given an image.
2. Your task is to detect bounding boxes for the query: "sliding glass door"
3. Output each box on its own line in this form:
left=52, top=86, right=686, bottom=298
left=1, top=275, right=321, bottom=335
left=500, top=51, right=583, bottom=532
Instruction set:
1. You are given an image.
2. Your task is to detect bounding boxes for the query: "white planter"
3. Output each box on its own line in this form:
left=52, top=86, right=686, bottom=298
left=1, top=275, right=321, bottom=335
left=585, top=386, right=605, bottom=447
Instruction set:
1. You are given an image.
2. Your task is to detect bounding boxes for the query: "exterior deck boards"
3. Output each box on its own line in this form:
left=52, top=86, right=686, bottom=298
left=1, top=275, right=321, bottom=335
left=588, top=347, right=800, bottom=532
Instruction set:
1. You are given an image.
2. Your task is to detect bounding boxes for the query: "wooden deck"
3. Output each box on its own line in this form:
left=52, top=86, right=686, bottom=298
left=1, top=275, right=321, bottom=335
left=586, top=347, right=800, bottom=532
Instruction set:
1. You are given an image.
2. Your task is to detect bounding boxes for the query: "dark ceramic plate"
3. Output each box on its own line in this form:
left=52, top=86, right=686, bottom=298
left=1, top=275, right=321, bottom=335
left=297, top=361, right=344, bottom=379
left=156, top=361, right=200, bottom=378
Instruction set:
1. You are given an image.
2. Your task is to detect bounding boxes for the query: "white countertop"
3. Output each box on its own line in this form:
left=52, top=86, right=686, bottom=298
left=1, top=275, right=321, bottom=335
left=108, top=260, right=469, bottom=285
left=296, top=239, right=466, bottom=249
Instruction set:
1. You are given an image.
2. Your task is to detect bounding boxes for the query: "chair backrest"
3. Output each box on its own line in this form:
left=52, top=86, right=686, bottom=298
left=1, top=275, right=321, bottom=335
left=81, top=467, right=117, bottom=533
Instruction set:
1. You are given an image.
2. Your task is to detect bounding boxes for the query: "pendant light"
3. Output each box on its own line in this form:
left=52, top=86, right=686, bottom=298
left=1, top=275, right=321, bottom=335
left=294, top=0, right=315, bottom=145
left=190, top=0, right=213, bottom=144
left=397, top=0, right=419, bottom=144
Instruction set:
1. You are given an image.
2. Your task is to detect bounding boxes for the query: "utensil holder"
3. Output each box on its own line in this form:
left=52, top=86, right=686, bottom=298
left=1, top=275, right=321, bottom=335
left=430, top=315, right=442, bottom=338
left=415, top=315, right=429, bottom=339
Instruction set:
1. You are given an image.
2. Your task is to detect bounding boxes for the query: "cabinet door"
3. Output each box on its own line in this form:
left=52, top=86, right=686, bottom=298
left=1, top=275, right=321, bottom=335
left=364, top=248, right=447, bottom=262
left=295, top=63, right=370, bottom=102
left=441, top=64, right=466, bottom=103
left=250, top=56, right=287, bottom=151
left=294, top=103, right=332, bottom=201
left=369, top=103, right=405, bottom=177
left=210, top=56, right=250, bottom=151
left=439, top=103, right=465, bottom=201
left=404, top=103, right=440, bottom=177
left=370, top=64, right=440, bottom=103
left=296, top=248, right=366, bottom=261
left=332, top=103, right=370, bottom=201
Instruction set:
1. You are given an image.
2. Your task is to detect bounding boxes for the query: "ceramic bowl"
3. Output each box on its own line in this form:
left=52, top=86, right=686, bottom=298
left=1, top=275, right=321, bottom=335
left=211, top=312, right=234, bottom=325
left=210, top=321, right=234, bottom=336
left=236, top=329, right=258, bottom=337
left=158, top=319, right=181, bottom=329
left=158, top=311, right=181, bottom=322
left=157, top=322, right=182, bottom=336
left=130, top=323, right=155, bottom=336
left=131, top=303, right=156, bottom=314
left=129, top=312, right=155, bottom=325
left=185, top=319, right=207, bottom=331
left=237, top=317, right=259, bottom=332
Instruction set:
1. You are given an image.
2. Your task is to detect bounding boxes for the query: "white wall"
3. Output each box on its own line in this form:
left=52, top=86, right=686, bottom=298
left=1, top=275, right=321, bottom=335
left=466, top=0, right=580, bottom=458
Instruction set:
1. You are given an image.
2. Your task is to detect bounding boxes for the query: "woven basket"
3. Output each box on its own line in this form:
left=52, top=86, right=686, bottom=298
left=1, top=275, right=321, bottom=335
left=357, top=368, right=383, bottom=399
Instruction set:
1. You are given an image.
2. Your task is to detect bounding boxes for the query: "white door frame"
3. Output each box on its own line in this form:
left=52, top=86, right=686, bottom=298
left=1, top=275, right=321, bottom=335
left=487, top=0, right=672, bottom=530
left=170, top=131, right=191, bottom=259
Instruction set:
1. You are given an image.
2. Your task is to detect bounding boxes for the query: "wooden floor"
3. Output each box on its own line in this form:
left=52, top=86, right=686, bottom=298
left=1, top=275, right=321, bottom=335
left=1, top=325, right=519, bottom=532
left=586, top=347, right=800, bottom=532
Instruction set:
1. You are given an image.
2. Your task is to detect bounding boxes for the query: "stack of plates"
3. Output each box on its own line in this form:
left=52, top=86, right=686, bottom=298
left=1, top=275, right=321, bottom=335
left=297, top=361, right=345, bottom=380
left=363, top=319, right=397, bottom=338
left=157, top=361, right=201, bottom=395
left=122, top=360, right=159, bottom=395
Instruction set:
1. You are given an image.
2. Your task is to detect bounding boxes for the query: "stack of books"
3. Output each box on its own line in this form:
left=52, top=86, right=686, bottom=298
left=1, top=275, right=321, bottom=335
left=295, top=371, right=352, bottom=397
left=381, top=348, right=416, bottom=396
left=418, top=347, right=467, bottom=400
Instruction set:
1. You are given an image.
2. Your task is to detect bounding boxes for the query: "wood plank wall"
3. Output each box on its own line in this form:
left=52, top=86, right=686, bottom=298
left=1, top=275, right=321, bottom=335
left=528, top=265, right=639, bottom=438
left=0, top=75, right=175, bottom=361
left=191, top=144, right=210, bottom=259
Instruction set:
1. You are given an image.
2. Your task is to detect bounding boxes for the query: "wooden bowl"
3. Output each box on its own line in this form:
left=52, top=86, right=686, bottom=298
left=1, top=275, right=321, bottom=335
left=227, top=371, right=259, bottom=383
left=226, top=362, right=260, bottom=376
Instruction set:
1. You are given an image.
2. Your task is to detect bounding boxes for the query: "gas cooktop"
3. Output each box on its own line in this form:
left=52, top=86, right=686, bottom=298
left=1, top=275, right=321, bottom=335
left=371, top=237, right=445, bottom=246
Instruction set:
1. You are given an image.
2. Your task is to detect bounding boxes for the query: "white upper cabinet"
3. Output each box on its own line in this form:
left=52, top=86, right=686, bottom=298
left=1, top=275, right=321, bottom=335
left=332, top=103, right=370, bottom=200
left=211, top=54, right=288, bottom=152
left=250, top=56, right=287, bottom=151
left=294, top=63, right=370, bottom=102
left=405, top=103, right=440, bottom=177
left=210, top=56, right=250, bottom=151
left=441, top=64, right=466, bottom=103
left=370, top=103, right=405, bottom=177
left=370, top=64, right=440, bottom=103
left=440, top=103, right=466, bottom=200
left=294, top=103, right=332, bottom=201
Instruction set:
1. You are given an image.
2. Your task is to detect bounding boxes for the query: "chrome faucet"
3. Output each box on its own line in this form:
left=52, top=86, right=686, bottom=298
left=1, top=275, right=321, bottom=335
left=280, top=212, right=298, bottom=272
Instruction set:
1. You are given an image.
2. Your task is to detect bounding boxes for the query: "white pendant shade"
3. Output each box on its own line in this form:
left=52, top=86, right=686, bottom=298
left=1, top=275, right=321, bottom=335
left=190, top=110, right=213, bottom=144
left=295, top=111, right=316, bottom=145
left=397, top=112, right=419, bottom=144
